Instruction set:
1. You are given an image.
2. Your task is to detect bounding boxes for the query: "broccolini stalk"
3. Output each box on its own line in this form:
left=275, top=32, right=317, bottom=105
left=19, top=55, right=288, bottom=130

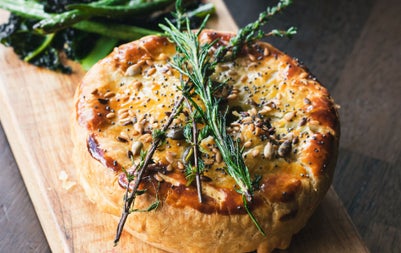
left=0, top=0, right=160, bottom=39
left=79, top=36, right=119, bottom=70
left=35, top=0, right=174, bottom=33
left=23, top=33, right=55, bottom=62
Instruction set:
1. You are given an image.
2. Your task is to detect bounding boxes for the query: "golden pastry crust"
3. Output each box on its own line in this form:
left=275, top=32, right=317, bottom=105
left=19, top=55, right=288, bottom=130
left=71, top=30, right=340, bottom=253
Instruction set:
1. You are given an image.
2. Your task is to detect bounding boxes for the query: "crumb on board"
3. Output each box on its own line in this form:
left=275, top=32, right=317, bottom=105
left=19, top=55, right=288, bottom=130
left=58, top=170, right=76, bottom=191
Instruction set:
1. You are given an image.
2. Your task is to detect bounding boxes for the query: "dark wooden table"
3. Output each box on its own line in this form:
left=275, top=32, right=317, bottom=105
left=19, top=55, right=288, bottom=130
left=1, top=0, right=400, bottom=252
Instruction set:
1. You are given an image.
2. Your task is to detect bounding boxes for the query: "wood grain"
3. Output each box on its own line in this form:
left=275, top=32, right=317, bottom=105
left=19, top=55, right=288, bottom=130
left=282, top=189, right=369, bottom=252
left=0, top=38, right=167, bottom=253
left=0, top=1, right=370, bottom=252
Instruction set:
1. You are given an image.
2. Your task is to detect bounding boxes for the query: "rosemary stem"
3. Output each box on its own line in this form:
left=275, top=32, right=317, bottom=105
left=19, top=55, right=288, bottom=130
left=184, top=97, right=203, bottom=203
left=114, top=96, right=185, bottom=244
left=114, top=212, right=128, bottom=246
left=209, top=115, right=252, bottom=201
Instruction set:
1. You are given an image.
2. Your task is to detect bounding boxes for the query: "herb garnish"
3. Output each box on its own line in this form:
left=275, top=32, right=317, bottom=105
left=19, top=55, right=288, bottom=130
left=183, top=96, right=204, bottom=203
left=114, top=0, right=295, bottom=244
left=0, top=0, right=216, bottom=72
left=160, top=0, right=295, bottom=235
left=114, top=96, right=184, bottom=245
left=214, top=0, right=296, bottom=63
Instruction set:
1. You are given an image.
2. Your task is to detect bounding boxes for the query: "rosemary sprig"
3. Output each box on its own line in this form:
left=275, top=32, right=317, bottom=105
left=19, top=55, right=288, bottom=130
left=114, top=96, right=185, bottom=245
left=161, top=16, right=261, bottom=232
left=159, top=0, right=295, bottom=236
left=178, top=74, right=204, bottom=202
left=214, top=0, right=296, bottom=62
left=184, top=96, right=203, bottom=203
left=160, top=0, right=257, bottom=225
left=114, top=0, right=295, bottom=242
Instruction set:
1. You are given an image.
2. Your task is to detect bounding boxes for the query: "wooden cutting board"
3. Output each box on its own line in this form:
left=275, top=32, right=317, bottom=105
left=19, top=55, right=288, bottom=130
left=0, top=2, right=369, bottom=252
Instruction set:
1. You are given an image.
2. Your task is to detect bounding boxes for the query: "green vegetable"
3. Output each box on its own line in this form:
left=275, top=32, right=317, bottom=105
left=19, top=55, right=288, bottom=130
left=23, top=33, right=55, bottom=62
left=0, top=15, right=76, bottom=73
left=79, top=36, right=118, bottom=70
left=185, top=2, right=215, bottom=19
left=0, top=0, right=52, bottom=20
left=67, top=0, right=174, bottom=17
left=36, top=0, right=175, bottom=33
left=0, top=0, right=215, bottom=73
left=73, top=20, right=159, bottom=40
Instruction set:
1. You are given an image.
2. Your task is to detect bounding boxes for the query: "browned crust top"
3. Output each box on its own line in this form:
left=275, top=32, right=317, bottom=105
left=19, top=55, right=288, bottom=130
left=75, top=30, right=340, bottom=215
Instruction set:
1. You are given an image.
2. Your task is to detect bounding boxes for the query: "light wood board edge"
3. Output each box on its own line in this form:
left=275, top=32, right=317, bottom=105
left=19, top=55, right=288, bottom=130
left=0, top=65, right=72, bottom=252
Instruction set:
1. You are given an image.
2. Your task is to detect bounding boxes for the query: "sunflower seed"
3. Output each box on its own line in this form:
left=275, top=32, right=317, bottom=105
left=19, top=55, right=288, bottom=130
left=104, top=92, right=115, bottom=98
left=154, top=173, right=164, bottom=182
left=243, top=140, right=252, bottom=148
left=106, top=112, right=115, bottom=119
left=251, top=148, right=260, bottom=157
left=264, top=142, right=274, bottom=159
left=284, top=111, right=296, bottom=121
left=278, top=140, right=292, bottom=157
left=166, top=151, right=177, bottom=164
left=131, top=141, right=143, bottom=156
left=133, top=81, right=143, bottom=90
left=125, top=61, right=144, bottom=76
